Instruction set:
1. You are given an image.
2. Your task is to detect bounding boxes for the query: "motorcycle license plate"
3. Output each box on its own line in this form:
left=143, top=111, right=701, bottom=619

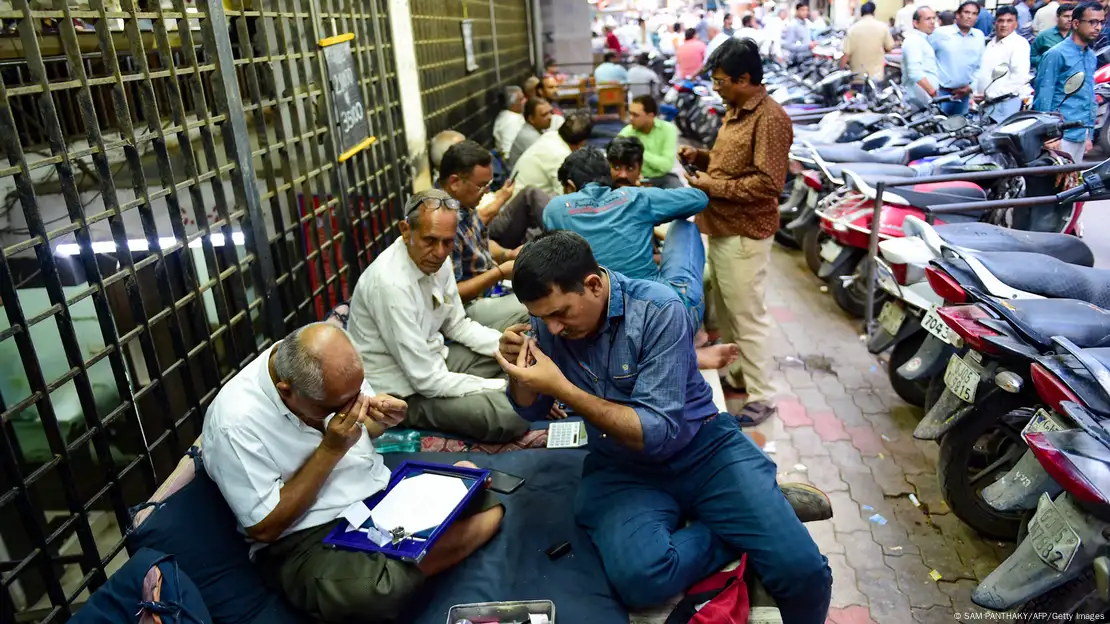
left=1027, top=493, right=1081, bottom=573
left=878, top=302, right=906, bottom=336
left=1022, top=408, right=1068, bottom=438
left=943, top=353, right=982, bottom=403
left=920, top=306, right=953, bottom=345
left=820, top=240, right=842, bottom=263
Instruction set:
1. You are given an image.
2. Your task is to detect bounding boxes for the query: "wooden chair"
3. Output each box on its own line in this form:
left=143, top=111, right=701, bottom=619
left=596, top=82, right=627, bottom=119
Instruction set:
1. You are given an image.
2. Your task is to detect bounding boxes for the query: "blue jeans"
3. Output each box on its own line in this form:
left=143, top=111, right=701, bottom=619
left=575, top=413, right=833, bottom=623
left=938, top=88, right=970, bottom=115
left=655, top=219, right=706, bottom=329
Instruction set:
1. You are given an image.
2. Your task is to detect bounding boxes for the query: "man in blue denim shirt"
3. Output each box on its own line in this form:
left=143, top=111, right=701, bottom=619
left=493, top=231, right=833, bottom=622
left=930, top=1, right=985, bottom=115
left=1033, top=1, right=1103, bottom=163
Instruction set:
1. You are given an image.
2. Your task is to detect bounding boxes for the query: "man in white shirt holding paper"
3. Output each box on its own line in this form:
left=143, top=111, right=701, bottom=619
left=203, top=322, right=503, bottom=623
left=347, top=189, right=533, bottom=442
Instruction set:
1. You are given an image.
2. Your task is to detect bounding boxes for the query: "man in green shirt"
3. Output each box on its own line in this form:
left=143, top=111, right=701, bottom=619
left=1031, top=3, right=1073, bottom=69
left=618, top=94, right=681, bottom=188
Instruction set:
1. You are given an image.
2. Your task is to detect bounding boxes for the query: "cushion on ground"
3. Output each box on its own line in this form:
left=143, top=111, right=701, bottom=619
left=70, top=548, right=212, bottom=624
left=387, top=449, right=628, bottom=624
left=127, top=456, right=304, bottom=624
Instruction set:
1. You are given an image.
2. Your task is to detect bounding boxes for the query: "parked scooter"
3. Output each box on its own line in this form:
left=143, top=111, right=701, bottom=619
left=817, top=108, right=1088, bottom=318
left=973, top=337, right=1110, bottom=613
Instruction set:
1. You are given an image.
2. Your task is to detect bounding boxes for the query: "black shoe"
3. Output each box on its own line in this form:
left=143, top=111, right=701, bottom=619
left=780, top=482, right=833, bottom=523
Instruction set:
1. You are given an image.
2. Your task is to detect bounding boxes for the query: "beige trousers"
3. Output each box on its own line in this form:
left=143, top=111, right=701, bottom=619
left=706, top=234, right=775, bottom=404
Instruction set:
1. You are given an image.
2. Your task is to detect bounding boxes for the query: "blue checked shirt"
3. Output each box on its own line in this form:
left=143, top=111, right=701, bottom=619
left=930, top=25, right=984, bottom=89
left=1033, top=37, right=1097, bottom=143
left=452, top=205, right=496, bottom=291
left=508, top=269, right=719, bottom=461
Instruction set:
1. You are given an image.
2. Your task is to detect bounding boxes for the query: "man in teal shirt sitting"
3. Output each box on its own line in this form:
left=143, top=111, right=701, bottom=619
left=617, top=95, right=680, bottom=188
left=1031, top=3, right=1073, bottom=69
left=543, top=147, right=738, bottom=370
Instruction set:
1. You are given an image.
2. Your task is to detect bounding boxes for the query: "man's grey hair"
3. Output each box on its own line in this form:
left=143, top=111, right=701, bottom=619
left=273, top=323, right=360, bottom=401
left=430, top=130, right=466, bottom=171
left=405, top=188, right=457, bottom=231
left=504, top=86, right=524, bottom=109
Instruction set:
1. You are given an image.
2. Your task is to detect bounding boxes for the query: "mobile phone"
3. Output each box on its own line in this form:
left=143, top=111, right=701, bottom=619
left=488, top=469, right=526, bottom=494
left=508, top=170, right=519, bottom=184
left=683, top=162, right=699, bottom=176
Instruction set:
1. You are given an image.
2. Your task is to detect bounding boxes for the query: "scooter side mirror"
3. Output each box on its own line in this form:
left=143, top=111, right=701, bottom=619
left=1064, top=71, right=1086, bottom=96
left=942, top=115, right=968, bottom=131
left=991, top=64, right=1009, bottom=82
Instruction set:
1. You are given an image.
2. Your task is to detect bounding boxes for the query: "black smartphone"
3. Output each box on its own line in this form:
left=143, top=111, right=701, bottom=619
left=683, top=162, right=699, bottom=176
left=488, top=469, right=526, bottom=494
left=508, top=170, right=519, bottom=184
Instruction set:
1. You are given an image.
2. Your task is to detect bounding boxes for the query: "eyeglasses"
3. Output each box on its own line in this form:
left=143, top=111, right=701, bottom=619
left=404, top=195, right=460, bottom=216
left=1077, top=18, right=1105, bottom=26
left=711, top=77, right=728, bottom=87
left=466, top=177, right=493, bottom=193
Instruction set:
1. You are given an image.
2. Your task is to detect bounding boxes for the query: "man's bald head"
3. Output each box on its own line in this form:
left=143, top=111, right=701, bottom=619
left=430, top=130, right=466, bottom=172
left=273, top=323, right=363, bottom=421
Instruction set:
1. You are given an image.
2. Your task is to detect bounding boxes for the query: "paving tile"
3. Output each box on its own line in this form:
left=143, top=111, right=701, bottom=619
left=797, top=386, right=833, bottom=411
left=937, top=578, right=981, bottom=614
left=905, top=472, right=947, bottom=516
left=798, top=455, right=849, bottom=493
left=790, top=425, right=827, bottom=458
left=827, top=397, right=870, bottom=427
left=827, top=605, right=877, bottom=624
left=777, top=398, right=813, bottom=428
left=827, top=554, right=870, bottom=609
left=784, top=367, right=818, bottom=390
left=911, top=606, right=956, bottom=624
left=811, top=410, right=851, bottom=442
left=884, top=553, right=952, bottom=609
left=769, top=306, right=797, bottom=323
left=808, top=518, right=846, bottom=555
left=852, top=391, right=888, bottom=414
left=841, top=530, right=887, bottom=572
left=862, top=455, right=914, bottom=498
left=856, top=566, right=914, bottom=624
left=815, top=374, right=851, bottom=400
left=829, top=492, right=872, bottom=535
left=845, top=425, right=887, bottom=456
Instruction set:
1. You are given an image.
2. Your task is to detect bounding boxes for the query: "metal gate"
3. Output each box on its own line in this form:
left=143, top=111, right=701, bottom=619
left=0, top=0, right=410, bottom=617
left=411, top=0, right=534, bottom=146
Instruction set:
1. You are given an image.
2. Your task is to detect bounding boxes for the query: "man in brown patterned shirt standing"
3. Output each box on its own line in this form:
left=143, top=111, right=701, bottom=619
left=682, top=37, right=792, bottom=425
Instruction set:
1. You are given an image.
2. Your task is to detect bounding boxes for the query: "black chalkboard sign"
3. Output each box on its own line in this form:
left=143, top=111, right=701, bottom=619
left=321, top=34, right=375, bottom=162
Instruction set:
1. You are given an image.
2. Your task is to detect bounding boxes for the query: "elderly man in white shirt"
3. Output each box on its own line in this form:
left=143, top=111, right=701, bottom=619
left=203, top=322, right=503, bottom=623
left=511, top=112, right=594, bottom=198
left=493, top=86, right=526, bottom=159
left=975, top=5, right=1032, bottom=122
left=347, top=189, right=532, bottom=442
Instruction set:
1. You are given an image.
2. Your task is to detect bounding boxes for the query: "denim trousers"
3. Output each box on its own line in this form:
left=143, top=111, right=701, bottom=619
left=575, top=413, right=833, bottom=623
left=937, top=88, right=970, bottom=116
left=654, top=219, right=706, bottom=329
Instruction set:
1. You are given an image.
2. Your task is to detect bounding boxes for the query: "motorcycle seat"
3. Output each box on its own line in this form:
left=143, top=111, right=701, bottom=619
left=825, top=163, right=917, bottom=180
left=892, top=183, right=988, bottom=220
left=973, top=252, right=1110, bottom=309
left=933, top=223, right=1094, bottom=266
left=981, top=298, right=1110, bottom=350
left=814, top=144, right=907, bottom=165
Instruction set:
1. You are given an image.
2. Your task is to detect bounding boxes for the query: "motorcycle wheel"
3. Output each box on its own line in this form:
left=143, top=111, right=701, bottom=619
left=937, top=406, right=1031, bottom=540
left=888, top=333, right=927, bottom=407
left=802, top=226, right=827, bottom=276
left=1018, top=570, right=1108, bottom=616
left=828, top=255, right=888, bottom=319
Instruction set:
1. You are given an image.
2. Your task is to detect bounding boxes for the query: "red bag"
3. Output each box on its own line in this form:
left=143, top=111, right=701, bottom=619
left=665, top=554, right=750, bottom=624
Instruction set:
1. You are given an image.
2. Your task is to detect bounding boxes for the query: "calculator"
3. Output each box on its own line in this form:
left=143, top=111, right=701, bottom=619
left=546, top=421, right=588, bottom=449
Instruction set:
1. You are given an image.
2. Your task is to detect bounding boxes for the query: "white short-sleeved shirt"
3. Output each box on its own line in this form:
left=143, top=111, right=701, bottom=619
left=202, top=343, right=391, bottom=552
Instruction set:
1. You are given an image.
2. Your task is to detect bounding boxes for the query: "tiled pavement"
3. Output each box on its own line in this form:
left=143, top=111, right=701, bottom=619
left=738, top=245, right=1015, bottom=624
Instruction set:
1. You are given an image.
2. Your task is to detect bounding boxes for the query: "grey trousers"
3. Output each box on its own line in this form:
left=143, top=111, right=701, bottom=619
left=465, top=293, right=530, bottom=332
left=404, top=342, right=530, bottom=443
left=487, top=186, right=552, bottom=248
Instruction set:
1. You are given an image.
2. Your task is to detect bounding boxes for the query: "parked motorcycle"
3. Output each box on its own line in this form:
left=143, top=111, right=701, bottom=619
left=817, top=108, right=1088, bottom=318
left=973, top=336, right=1110, bottom=613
